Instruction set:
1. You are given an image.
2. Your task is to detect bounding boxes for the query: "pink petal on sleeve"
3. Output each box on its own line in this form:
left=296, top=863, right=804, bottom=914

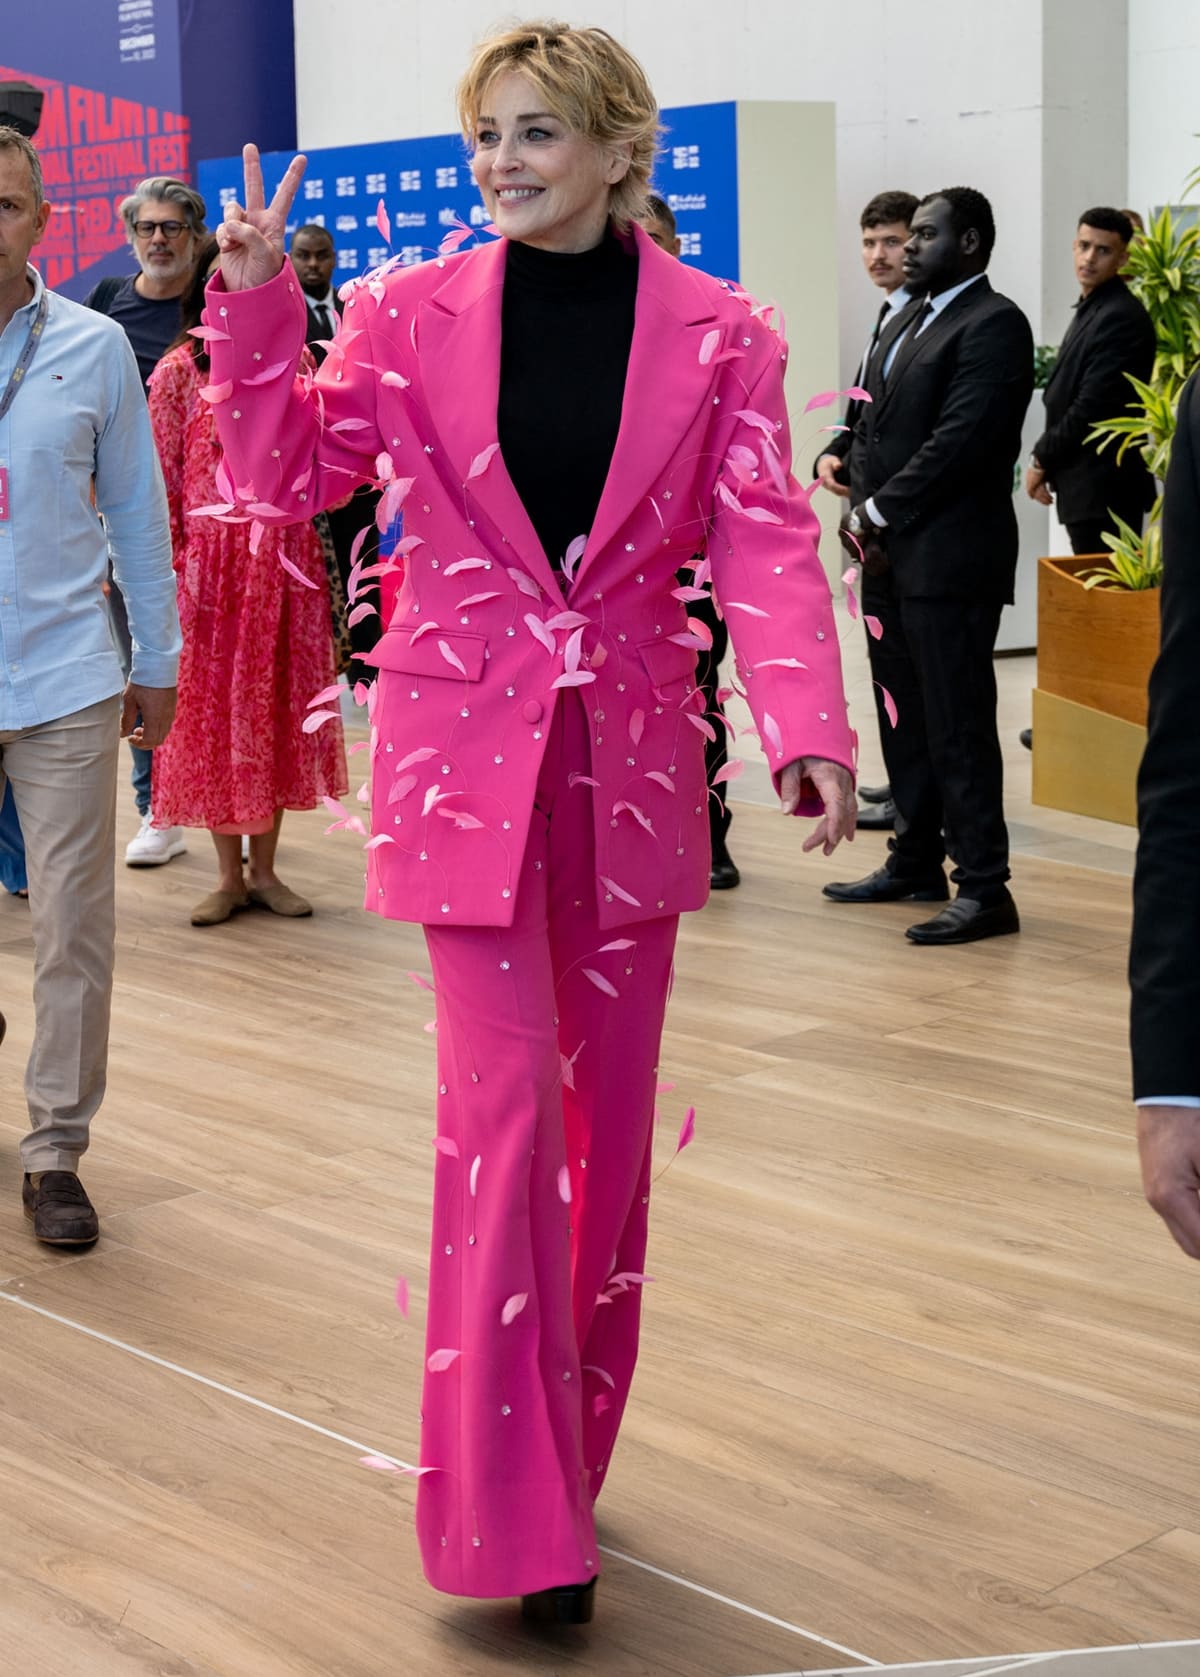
left=303, top=708, right=339, bottom=733
left=762, top=711, right=784, bottom=755
left=279, top=554, right=319, bottom=590
left=501, top=1292, right=528, bottom=1326
left=199, top=379, right=233, bottom=404
left=467, top=442, right=500, bottom=480
left=724, top=601, right=770, bottom=618
left=240, top=360, right=292, bottom=386
left=381, top=370, right=411, bottom=389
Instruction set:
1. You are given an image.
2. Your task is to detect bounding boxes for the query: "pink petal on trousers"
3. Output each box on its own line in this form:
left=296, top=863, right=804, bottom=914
left=582, top=968, right=619, bottom=997
left=598, top=938, right=635, bottom=952
left=427, top=1348, right=461, bottom=1373
left=469, top=1154, right=481, bottom=1197
left=557, top=1165, right=572, bottom=1204
left=583, top=1363, right=616, bottom=1388
left=568, top=772, right=600, bottom=789
left=501, top=1292, right=528, bottom=1326
left=628, top=708, right=645, bottom=746
left=432, top=1136, right=459, bottom=1158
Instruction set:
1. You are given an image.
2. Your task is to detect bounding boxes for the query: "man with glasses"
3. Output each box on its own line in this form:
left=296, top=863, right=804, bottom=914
left=84, top=178, right=206, bottom=864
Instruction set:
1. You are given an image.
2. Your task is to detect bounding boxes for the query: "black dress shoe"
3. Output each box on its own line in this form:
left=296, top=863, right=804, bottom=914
left=905, top=893, right=1020, bottom=945
left=823, top=864, right=948, bottom=904
left=857, top=783, right=892, bottom=804
left=709, top=851, right=741, bottom=889
left=1019, top=728, right=1033, bottom=751
left=854, top=797, right=897, bottom=831
left=22, top=1172, right=99, bottom=1246
left=521, top=1577, right=597, bottom=1626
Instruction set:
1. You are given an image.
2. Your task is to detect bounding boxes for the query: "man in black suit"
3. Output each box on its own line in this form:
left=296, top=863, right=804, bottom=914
left=291, top=222, right=341, bottom=360
left=1130, top=371, right=1200, bottom=1260
left=289, top=223, right=383, bottom=681
left=815, top=189, right=920, bottom=834
left=1026, top=208, right=1155, bottom=555
left=823, top=188, right=1034, bottom=944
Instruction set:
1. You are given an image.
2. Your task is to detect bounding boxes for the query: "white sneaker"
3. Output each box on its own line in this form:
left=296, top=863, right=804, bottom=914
left=125, top=816, right=187, bottom=867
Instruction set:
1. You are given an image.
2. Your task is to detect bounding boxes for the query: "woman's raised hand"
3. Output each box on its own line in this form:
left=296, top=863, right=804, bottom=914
left=216, top=144, right=308, bottom=292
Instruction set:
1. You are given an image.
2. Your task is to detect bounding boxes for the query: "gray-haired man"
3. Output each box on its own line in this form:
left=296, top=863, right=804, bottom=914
left=84, top=175, right=205, bottom=866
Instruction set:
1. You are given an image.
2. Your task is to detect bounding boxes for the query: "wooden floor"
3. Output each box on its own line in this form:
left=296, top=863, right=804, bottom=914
left=1, top=684, right=1198, bottom=1676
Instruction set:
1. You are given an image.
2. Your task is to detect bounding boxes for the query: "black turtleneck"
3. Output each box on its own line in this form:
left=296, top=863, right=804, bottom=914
left=498, top=228, right=638, bottom=571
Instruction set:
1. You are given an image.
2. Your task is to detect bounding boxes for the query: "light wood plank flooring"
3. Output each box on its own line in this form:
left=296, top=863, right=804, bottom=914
left=1, top=654, right=1197, bottom=1677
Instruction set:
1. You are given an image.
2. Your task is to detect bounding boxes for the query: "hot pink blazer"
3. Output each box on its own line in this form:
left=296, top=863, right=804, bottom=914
left=205, top=224, right=854, bottom=929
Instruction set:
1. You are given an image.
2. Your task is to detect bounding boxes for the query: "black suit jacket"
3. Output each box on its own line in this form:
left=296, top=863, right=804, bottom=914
left=848, top=276, right=1034, bottom=602
left=1129, top=372, right=1200, bottom=1098
left=304, top=292, right=344, bottom=365
left=1035, top=278, right=1156, bottom=524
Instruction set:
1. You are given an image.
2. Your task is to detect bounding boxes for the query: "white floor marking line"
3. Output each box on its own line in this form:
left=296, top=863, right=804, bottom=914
left=595, top=1546, right=879, bottom=1665
left=0, top=1289, right=409, bottom=1462
left=0, top=1288, right=879, bottom=1664
left=765, top=1638, right=1200, bottom=1677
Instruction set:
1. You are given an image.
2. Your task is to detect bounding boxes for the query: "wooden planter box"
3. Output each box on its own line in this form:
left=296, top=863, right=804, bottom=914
left=1035, top=554, right=1160, bottom=727
left=1032, top=555, right=1161, bottom=826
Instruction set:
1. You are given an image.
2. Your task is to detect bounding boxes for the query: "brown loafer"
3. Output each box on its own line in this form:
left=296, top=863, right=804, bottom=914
left=191, top=889, right=250, bottom=926
left=247, top=883, right=312, bottom=917
left=23, top=1171, right=99, bottom=1246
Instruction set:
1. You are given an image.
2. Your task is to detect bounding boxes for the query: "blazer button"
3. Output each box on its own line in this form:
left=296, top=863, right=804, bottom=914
left=522, top=700, right=543, bottom=724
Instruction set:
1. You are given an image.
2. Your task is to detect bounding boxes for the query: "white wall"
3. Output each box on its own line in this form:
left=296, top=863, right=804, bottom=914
left=1127, top=0, right=1200, bottom=217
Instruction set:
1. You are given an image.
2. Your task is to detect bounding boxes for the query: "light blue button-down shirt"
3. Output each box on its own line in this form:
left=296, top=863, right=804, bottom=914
left=0, top=265, right=179, bottom=732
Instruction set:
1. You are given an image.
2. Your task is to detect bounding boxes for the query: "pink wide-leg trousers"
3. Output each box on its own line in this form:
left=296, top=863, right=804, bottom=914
left=417, top=690, right=679, bottom=1598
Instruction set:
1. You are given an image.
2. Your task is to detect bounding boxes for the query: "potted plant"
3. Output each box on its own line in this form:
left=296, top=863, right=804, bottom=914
left=1032, top=197, right=1200, bottom=819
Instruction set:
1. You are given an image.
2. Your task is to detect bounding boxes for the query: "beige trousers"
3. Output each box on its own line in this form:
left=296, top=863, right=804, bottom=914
left=0, top=696, right=121, bottom=1174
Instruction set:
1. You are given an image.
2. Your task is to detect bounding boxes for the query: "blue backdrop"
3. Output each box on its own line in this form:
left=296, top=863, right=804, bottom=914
left=198, top=101, right=739, bottom=287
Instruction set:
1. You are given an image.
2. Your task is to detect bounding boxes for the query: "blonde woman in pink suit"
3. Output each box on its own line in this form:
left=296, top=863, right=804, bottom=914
left=209, top=21, right=856, bottom=1626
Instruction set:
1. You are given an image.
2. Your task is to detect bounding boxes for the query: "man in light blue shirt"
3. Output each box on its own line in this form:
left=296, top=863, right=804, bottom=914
left=0, top=127, right=180, bottom=1246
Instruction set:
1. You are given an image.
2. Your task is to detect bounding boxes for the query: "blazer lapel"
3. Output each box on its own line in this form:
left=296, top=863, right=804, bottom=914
left=865, top=295, right=922, bottom=404
left=415, top=240, right=561, bottom=600
left=878, top=277, right=993, bottom=412
left=574, top=224, right=724, bottom=588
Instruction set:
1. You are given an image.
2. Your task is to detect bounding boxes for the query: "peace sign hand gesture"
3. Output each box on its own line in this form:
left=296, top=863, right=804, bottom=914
left=216, top=143, right=308, bottom=292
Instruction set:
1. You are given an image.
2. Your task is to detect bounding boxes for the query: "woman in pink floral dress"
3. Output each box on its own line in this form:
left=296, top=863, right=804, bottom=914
left=148, top=239, right=348, bottom=926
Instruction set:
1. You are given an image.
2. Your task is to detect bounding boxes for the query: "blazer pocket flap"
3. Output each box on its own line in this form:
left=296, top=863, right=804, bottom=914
left=365, top=627, right=487, bottom=681
left=638, top=636, right=697, bottom=690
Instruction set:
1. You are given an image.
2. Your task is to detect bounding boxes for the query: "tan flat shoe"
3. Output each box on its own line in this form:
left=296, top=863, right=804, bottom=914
left=247, top=883, right=312, bottom=918
left=191, top=889, right=250, bottom=926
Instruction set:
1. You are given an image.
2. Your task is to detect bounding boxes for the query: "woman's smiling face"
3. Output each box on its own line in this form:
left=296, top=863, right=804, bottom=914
left=470, top=70, right=627, bottom=254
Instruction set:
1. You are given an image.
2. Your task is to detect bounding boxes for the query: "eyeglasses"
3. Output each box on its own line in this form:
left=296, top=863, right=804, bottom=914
left=132, top=219, right=190, bottom=239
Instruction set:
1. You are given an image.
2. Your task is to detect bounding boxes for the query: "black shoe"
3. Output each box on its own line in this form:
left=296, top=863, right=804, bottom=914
left=521, top=1578, right=597, bottom=1626
left=823, top=864, right=948, bottom=904
left=857, top=783, right=892, bottom=804
left=709, top=850, right=741, bottom=889
left=906, top=893, right=1020, bottom=945
left=22, top=1171, right=100, bottom=1246
left=1019, top=729, right=1032, bottom=751
left=854, top=797, right=897, bottom=831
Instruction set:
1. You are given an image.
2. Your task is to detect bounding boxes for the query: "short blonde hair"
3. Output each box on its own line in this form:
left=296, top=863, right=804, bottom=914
left=457, top=20, right=661, bottom=231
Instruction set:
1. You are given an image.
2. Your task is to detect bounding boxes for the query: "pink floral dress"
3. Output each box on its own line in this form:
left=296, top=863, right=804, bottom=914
left=148, top=346, right=347, bottom=833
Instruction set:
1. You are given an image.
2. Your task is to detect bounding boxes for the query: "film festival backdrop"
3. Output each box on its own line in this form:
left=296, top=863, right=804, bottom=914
left=196, top=103, right=740, bottom=288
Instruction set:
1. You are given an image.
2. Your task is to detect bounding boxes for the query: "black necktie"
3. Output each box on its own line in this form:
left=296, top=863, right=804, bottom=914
left=883, top=298, right=934, bottom=385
